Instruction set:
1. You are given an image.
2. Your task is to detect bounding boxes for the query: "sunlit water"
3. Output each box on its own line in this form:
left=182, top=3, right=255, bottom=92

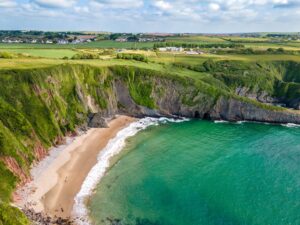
left=88, top=120, right=300, bottom=225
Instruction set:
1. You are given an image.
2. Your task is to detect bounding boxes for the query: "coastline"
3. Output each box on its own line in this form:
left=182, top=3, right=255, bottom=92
left=14, top=115, right=136, bottom=220
left=72, top=117, right=168, bottom=224
left=13, top=115, right=299, bottom=224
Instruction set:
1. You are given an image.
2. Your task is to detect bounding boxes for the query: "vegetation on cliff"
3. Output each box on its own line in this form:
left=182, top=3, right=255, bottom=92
left=0, top=53, right=300, bottom=224
left=0, top=202, right=29, bottom=225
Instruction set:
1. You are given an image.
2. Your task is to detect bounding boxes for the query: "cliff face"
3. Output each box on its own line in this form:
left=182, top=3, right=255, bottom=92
left=0, top=63, right=300, bottom=224
left=94, top=66, right=300, bottom=124
left=210, top=97, right=300, bottom=123
left=113, top=79, right=300, bottom=124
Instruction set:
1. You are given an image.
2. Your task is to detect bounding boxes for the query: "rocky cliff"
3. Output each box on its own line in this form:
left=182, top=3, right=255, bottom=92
left=0, top=63, right=300, bottom=224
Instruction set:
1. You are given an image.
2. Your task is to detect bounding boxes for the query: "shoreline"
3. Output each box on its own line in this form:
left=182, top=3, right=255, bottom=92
left=13, top=116, right=299, bottom=223
left=72, top=117, right=170, bottom=224
left=14, top=115, right=136, bottom=220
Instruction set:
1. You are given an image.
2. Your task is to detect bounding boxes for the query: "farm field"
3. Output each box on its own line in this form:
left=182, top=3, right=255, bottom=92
left=166, top=36, right=300, bottom=51
left=149, top=52, right=300, bottom=64
left=243, top=42, right=300, bottom=51
left=2, top=49, right=77, bottom=58
left=1, top=35, right=300, bottom=74
left=166, top=36, right=229, bottom=44
left=2, top=51, right=300, bottom=77
left=223, top=36, right=272, bottom=42
left=0, top=40, right=156, bottom=49
left=1, top=36, right=300, bottom=57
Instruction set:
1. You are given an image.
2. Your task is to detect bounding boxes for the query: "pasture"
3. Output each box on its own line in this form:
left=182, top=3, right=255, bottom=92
left=0, top=40, right=155, bottom=49
left=1, top=49, right=77, bottom=58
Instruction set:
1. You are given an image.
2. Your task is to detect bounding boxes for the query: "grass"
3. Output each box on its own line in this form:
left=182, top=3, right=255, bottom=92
left=149, top=52, right=300, bottom=65
left=2, top=53, right=300, bottom=73
left=1, top=36, right=300, bottom=52
left=0, top=201, right=29, bottom=225
left=223, top=36, right=272, bottom=42
left=0, top=58, right=65, bottom=70
left=243, top=42, right=300, bottom=51
left=149, top=52, right=211, bottom=65
left=166, top=36, right=228, bottom=44
left=0, top=40, right=155, bottom=49
left=2, top=49, right=77, bottom=59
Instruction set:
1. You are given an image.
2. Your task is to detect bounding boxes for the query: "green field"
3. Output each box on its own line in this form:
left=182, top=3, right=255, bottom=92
left=223, top=36, right=271, bottom=42
left=166, top=36, right=229, bottom=44
left=1, top=35, right=300, bottom=81
left=149, top=52, right=300, bottom=65
left=2, top=49, right=77, bottom=58
left=0, top=40, right=157, bottom=59
left=0, top=40, right=155, bottom=49
left=1, top=36, right=298, bottom=51
left=166, top=36, right=300, bottom=51
left=2, top=52, right=300, bottom=71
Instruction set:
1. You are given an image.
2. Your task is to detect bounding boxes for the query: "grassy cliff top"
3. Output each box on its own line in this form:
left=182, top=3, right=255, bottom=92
left=0, top=49, right=300, bottom=69
left=2, top=52, right=300, bottom=70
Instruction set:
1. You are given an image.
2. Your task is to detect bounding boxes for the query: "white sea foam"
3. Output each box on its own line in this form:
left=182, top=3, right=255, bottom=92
left=282, top=123, right=300, bottom=128
left=214, top=120, right=229, bottom=124
left=214, top=119, right=300, bottom=128
left=72, top=117, right=188, bottom=225
left=235, top=121, right=246, bottom=124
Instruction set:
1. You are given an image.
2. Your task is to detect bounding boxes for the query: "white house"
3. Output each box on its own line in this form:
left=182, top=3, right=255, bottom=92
left=158, top=47, right=184, bottom=52
left=186, top=51, right=199, bottom=55
left=115, top=38, right=127, bottom=42
left=158, top=47, right=167, bottom=52
left=72, top=39, right=81, bottom=44
left=58, top=40, right=68, bottom=44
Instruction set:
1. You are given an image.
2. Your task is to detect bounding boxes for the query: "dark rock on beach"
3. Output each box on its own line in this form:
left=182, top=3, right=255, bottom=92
left=88, top=113, right=109, bottom=128
left=22, top=208, right=75, bottom=225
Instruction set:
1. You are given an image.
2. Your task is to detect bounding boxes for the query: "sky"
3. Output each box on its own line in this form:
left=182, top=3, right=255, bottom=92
left=0, top=0, right=300, bottom=33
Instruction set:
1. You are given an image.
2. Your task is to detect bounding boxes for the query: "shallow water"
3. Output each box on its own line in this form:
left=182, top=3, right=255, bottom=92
left=89, top=120, right=300, bottom=225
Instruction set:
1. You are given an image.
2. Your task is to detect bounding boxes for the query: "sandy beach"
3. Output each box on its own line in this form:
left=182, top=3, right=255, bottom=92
left=15, top=115, right=136, bottom=219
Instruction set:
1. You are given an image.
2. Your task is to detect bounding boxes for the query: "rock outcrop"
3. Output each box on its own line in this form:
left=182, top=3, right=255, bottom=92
left=235, top=87, right=279, bottom=104
left=209, top=97, right=300, bottom=124
left=88, top=113, right=109, bottom=128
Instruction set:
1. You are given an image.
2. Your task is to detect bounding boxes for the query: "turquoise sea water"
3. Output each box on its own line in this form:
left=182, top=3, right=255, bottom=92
left=89, top=120, right=300, bottom=225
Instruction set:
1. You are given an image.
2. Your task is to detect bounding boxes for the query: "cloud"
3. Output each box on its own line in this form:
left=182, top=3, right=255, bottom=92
left=74, top=6, right=89, bottom=13
left=2, top=0, right=300, bottom=32
left=273, top=0, right=300, bottom=8
left=33, top=0, right=77, bottom=8
left=0, top=0, right=17, bottom=8
left=153, top=0, right=173, bottom=11
left=273, top=0, right=289, bottom=4
left=209, top=3, right=220, bottom=11
left=92, top=0, right=143, bottom=9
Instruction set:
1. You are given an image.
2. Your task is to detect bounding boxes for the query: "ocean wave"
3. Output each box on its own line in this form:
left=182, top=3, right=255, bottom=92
left=214, top=120, right=300, bottom=128
left=235, top=121, right=246, bottom=124
left=72, top=117, right=188, bottom=225
left=214, top=120, right=229, bottom=124
left=281, top=123, right=300, bottom=128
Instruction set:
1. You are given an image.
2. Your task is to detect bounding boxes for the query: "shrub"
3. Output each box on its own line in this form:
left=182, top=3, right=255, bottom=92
left=117, top=53, right=149, bottom=63
left=71, top=53, right=99, bottom=60
left=0, top=52, right=13, bottom=59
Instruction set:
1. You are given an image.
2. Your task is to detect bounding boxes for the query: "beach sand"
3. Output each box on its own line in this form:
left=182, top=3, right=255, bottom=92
left=15, top=115, right=136, bottom=219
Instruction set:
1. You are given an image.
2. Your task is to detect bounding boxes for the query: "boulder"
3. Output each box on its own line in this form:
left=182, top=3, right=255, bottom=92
left=88, top=113, right=109, bottom=128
